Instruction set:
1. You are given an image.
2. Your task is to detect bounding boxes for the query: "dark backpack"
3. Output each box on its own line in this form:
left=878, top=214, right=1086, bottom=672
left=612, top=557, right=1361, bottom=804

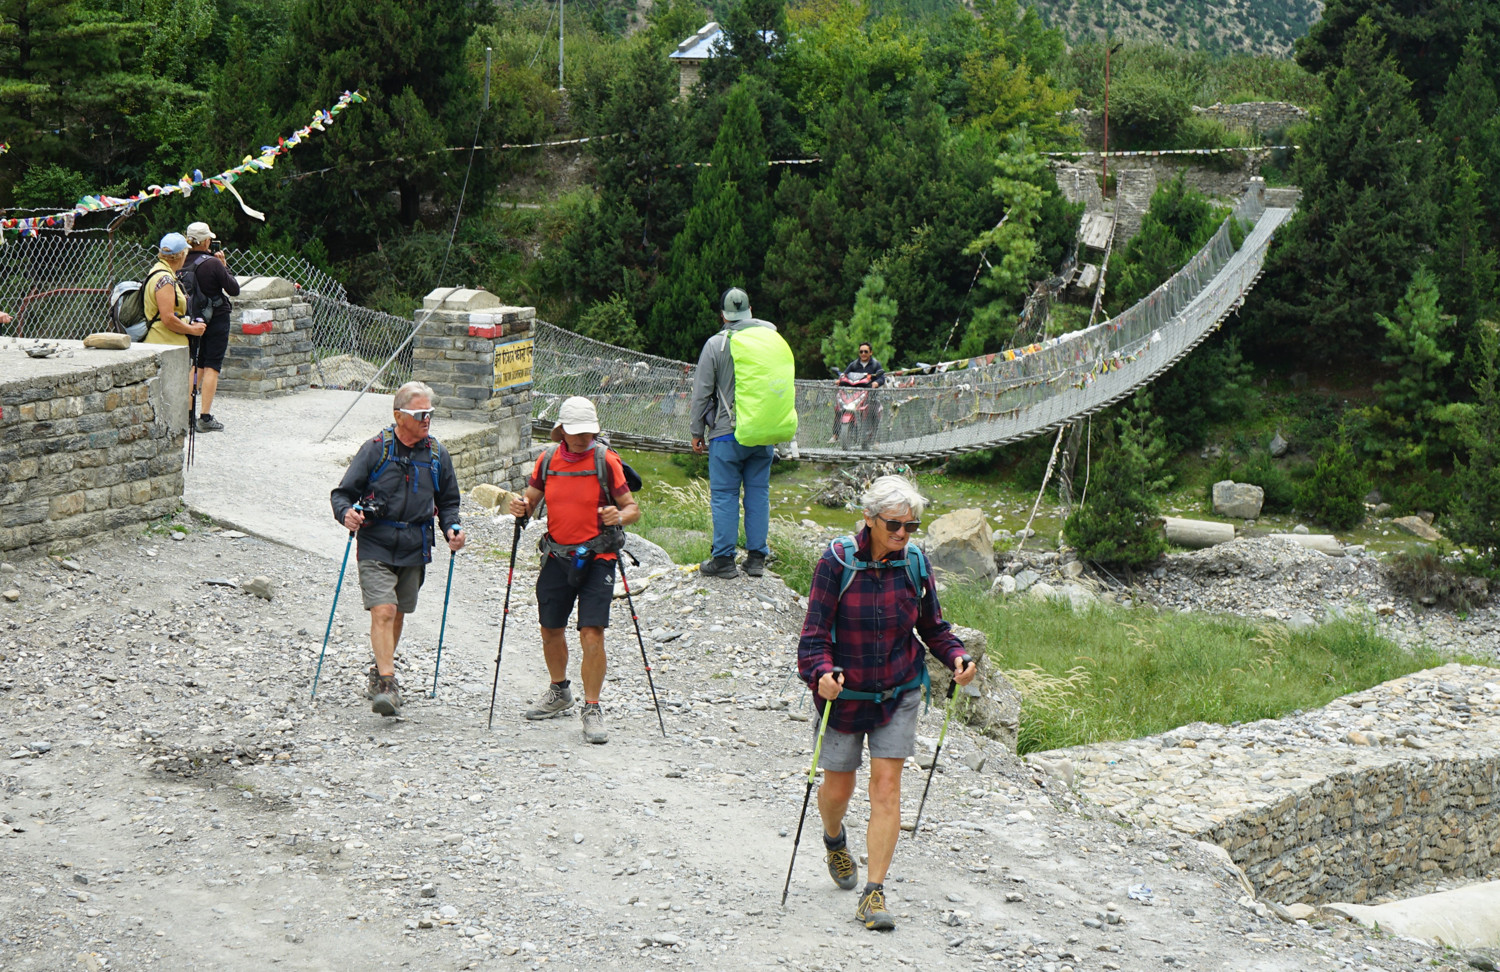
left=177, top=252, right=217, bottom=322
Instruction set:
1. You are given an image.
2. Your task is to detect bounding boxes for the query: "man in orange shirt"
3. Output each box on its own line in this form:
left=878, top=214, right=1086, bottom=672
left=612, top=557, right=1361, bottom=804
left=509, top=397, right=640, bottom=744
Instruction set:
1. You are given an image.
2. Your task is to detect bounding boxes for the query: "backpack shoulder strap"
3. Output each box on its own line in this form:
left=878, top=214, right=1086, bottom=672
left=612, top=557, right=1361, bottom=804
left=537, top=444, right=560, bottom=491
left=369, top=426, right=397, bottom=486
left=425, top=434, right=442, bottom=492
left=142, top=267, right=171, bottom=327
left=594, top=443, right=611, bottom=504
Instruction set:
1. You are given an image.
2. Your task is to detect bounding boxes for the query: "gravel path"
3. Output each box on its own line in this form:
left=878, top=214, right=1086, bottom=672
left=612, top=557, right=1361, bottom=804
left=0, top=507, right=1470, bottom=971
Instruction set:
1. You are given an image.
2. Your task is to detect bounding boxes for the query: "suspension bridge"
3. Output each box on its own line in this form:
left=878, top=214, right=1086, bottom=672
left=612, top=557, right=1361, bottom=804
left=531, top=183, right=1292, bottom=462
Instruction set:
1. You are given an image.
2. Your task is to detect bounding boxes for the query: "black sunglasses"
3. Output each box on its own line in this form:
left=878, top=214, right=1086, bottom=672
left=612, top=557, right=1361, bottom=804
left=877, top=518, right=920, bottom=533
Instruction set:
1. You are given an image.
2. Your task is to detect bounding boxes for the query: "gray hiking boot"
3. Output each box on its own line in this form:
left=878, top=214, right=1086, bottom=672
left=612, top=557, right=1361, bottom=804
left=195, top=413, right=224, bottom=432
left=581, top=703, right=608, bottom=744
left=699, top=556, right=739, bottom=579
left=363, top=666, right=381, bottom=700
left=743, top=551, right=767, bottom=578
left=855, top=886, right=896, bottom=931
left=370, top=674, right=402, bottom=717
left=825, top=830, right=859, bottom=890
left=525, top=681, right=574, bottom=720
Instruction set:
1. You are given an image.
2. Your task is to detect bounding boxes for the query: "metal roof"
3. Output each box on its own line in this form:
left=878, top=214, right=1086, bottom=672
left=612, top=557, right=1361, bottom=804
left=669, top=22, right=778, bottom=60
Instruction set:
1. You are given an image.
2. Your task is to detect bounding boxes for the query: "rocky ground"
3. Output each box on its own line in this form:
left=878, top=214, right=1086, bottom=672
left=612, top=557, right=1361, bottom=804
left=0, top=504, right=1484, bottom=972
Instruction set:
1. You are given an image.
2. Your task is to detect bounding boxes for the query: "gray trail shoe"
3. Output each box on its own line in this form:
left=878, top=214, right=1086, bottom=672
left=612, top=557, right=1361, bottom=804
left=370, top=674, right=402, bottom=717
left=855, top=886, right=896, bottom=931
left=525, top=681, right=574, bottom=720
left=195, top=413, right=224, bottom=432
left=699, top=556, right=739, bottom=579
left=743, top=551, right=767, bottom=578
left=825, top=844, right=859, bottom=890
left=581, top=703, right=608, bottom=744
left=363, top=666, right=381, bottom=700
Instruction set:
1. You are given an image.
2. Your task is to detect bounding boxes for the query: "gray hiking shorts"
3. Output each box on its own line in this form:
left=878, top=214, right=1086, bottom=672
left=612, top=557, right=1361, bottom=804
left=818, top=691, right=921, bottom=773
left=358, top=560, right=425, bottom=613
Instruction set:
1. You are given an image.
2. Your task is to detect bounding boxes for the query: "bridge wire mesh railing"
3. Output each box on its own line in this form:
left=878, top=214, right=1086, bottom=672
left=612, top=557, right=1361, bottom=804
left=0, top=234, right=417, bottom=390
left=534, top=185, right=1283, bottom=461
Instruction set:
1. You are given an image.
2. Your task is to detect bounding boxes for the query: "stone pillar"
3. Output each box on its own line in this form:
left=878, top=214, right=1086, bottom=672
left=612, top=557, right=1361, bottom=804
left=219, top=276, right=314, bottom=397
left=411, top=287, right=538, bottom=492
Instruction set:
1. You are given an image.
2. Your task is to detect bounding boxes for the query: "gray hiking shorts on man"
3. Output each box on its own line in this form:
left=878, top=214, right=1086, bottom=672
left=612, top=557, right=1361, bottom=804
left=817, top=691, right=921, bottom=772
left=358, top=560, right=425, bottom=613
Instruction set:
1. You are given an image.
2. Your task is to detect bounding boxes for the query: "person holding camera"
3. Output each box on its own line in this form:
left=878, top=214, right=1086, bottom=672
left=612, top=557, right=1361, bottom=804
left=182, top=222, right=240, bottom=433
left=330, top=381, right=464, bottom=717
left=507, top=396, right=639, bottom=744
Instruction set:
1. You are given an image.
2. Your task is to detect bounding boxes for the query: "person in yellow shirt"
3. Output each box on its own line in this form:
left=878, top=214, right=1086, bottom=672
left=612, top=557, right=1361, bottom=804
left=141, top=233, right=205, bottom=346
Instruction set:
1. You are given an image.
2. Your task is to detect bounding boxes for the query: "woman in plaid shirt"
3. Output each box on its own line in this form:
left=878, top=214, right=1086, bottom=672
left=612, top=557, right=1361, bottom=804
left=797, top=475, right=977, bottom=930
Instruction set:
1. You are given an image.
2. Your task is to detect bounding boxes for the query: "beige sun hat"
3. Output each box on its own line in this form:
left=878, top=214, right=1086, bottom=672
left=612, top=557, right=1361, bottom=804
left=550, top=396, right=601, bottom=441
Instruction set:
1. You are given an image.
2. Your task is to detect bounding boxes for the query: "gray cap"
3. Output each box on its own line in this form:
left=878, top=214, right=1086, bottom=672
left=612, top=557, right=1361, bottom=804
left=720, top=287, right=751, bottom=322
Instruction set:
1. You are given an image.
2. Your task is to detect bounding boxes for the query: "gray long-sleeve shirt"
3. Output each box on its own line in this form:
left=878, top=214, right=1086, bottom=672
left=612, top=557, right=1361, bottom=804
left=688, top=318, right=779, bottom=442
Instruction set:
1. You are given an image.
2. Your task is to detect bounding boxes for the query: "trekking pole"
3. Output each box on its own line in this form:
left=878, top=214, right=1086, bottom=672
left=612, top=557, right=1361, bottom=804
left=486, top=516, right=525, bottom=729
left=618, top=550, right=665, bottom=736
left=781, top=666, right=843, bottom=908
left=312, top=503, right=363, bottom=699
left=912, top=655, right=972, bottom=837
left=429, top=526, right=460, bottom=698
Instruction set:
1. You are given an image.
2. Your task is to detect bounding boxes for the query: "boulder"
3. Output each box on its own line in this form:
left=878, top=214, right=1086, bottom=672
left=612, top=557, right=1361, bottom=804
left=470, top=484, right=518, bottom=509
left=923, top=508, right=996, bottom=585
left=1269, top=429, right=1289, bottom=458
left=1212, top=481, right=1265, bottom=519
left=926, top=625, right=1020, bottom=753
left=1392, top=516, right=1441, bottom=542
left=621, top=532, right=675, bottom=574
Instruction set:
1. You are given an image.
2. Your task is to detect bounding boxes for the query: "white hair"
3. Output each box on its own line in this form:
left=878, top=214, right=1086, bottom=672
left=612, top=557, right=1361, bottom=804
left=861, top=475, right=926, bottom=519
left=394, top=381, right=435, bottom=410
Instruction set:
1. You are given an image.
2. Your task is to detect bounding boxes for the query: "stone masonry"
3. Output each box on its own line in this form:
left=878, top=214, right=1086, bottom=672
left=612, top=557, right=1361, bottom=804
left=217, top=276, right=314, bottom=397
left=1052, top=664, right=1500, bottom=905
left=411, top=287, right=539, bottom=493
left=0, top=341, right=189, bottom=559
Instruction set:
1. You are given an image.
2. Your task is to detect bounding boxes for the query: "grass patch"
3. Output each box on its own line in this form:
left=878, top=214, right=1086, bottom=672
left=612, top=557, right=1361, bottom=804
left=939, top=588, right=1479, bottom=754
left=632, top=480, right=713, bottom=566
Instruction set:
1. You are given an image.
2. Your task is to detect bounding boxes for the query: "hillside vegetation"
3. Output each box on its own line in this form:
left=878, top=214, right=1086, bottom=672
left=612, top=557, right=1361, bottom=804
left=1027, top=0, right=1324, bottom=57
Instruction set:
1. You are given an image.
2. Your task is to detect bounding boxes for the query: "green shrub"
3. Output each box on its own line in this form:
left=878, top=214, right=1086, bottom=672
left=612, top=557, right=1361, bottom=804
left=670, top=453, right=710, bottom=480
left=1063, top=393, right=1170, bottom=569
left=1234, top=453, right=1300, bottom=513
left=1449, top=322, right=1500, bottom=569
left=1386, top=549, right=1491, bottom=613
left=945, top=448, right=999, bottom=476
left=1299, top=434, right=1367, bottom=531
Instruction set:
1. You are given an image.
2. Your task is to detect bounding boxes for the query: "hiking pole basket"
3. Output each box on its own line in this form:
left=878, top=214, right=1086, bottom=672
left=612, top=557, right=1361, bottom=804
left=618, top=550, right=666, bottom=736
left=912, top=655, right=971, bottom=837
left=312, top=503, right=363, bottom=698
left=429, top=527, right=460, bottom=697
left=781, top=666, right=843, bottom=908
left=486, top=516, right=525, bottom=729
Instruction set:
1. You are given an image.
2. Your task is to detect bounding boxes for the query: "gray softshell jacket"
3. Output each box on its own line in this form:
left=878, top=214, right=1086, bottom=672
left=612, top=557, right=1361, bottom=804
left=688, top=318, right=779, bottom=442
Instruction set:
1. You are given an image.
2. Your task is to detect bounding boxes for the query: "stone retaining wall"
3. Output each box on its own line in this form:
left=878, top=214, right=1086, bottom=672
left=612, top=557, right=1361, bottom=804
left=218, top=276, right=314, bottom=398
left=1054, top=665, right=1500, bottom=904
left=0, top=342, right=189, bottom=559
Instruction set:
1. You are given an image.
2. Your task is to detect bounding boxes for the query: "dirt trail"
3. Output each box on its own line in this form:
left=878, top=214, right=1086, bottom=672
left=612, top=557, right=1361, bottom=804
left=0, top=507, right=1462, bottom=971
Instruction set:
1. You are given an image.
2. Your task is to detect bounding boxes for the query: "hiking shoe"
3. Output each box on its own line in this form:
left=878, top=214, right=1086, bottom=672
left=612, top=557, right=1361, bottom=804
left=581, top=703, right=608, bottom=744
left=195, top=413, right=224, bottom=432
left=699, top=556, right=739, bottom=579
left=825, top=839, right=859, bottom=890
left=363, top=666, right=381, bottom=700
left=855, top=886, right=895, bottom=931
left=525, top=681, right=574, bottom=720
left=743, top=551, right=767, bottom=578
left=370, top=674, right=402, bottom=717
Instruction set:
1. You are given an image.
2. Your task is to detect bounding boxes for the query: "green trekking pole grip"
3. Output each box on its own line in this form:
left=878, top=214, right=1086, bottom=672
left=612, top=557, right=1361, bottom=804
left=782, top=665, right=843, bottom=908
left=912, top=654, right=971, bottom=837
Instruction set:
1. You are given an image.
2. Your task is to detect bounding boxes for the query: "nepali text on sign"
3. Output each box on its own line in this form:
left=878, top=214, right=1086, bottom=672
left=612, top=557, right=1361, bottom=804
left=493, top=338, right=534, bottom=391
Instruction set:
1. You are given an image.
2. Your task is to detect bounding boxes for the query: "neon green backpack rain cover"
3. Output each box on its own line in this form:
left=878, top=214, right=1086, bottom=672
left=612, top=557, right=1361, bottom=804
left=729, top=324, right=798, bottom=446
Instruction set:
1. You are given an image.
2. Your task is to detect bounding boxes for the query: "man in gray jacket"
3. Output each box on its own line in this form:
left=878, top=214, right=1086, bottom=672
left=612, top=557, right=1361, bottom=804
left=689, top=288, right=776, bottom=579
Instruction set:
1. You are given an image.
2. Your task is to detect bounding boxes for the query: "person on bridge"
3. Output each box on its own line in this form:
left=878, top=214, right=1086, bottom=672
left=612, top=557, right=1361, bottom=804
left=689, top=287, right=797, bottom=580
left=182, top=222, right=240, bottom=434
left=831, top=342, right=886, bottom=444
left=330, top=381, right=464, bottom=717
left=797, top=474, right=976, bottom=931
left=508, top=396, right=640, bottom=744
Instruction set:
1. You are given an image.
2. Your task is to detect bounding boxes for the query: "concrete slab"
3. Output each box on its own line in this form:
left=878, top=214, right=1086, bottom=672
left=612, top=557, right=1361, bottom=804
left=1326, top=882, right=1500, bottom=949
left=183, top=389, right=493, bottom=560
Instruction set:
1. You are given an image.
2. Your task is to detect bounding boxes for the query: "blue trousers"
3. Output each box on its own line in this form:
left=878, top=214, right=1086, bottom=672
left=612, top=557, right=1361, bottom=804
left=708, top=436, right=773, bottom=559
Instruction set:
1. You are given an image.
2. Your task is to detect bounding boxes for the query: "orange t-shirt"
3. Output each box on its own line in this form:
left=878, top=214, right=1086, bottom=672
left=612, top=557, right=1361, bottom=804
left=529, top=448, right=630, bottom=560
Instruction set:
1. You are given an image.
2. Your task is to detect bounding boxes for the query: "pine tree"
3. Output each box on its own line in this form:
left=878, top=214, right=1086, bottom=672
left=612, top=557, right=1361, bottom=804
left=1434, top=158, right=1500, bottom=336
left=646, top=80, right=770, bottom=361
left=1450, top=321, right=1500, bottom=568
left=1063, top=392, right=1170, bottom=570
left=822, top=268, right=897, bottom=373
left=1300, top=431, right=1367, bottom=532
left=1250, top=17, right=1435, bottom=357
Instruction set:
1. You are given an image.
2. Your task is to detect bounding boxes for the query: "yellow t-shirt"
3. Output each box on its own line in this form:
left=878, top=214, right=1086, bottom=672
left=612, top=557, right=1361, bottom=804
left=141, top=260, right=188, bottom=347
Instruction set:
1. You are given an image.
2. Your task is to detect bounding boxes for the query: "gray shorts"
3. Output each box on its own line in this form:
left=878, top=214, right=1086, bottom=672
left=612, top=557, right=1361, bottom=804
left=818, top=691, right=921, bottom=773
left=358, top=560, right=425, bottom=613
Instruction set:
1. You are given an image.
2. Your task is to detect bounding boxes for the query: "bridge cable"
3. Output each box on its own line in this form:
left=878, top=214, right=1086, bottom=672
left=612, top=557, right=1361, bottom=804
left=319, top=49, right=494, bottom=443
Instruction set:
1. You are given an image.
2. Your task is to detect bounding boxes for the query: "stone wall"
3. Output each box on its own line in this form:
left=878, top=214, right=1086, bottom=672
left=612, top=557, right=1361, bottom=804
left=0, top=342, right=189, bottom=559
left=1055, top=665, right=1500, bottom=905
left=410, top=288, right=539, bottom=494
left=218, top=276, right=314, bottom=398
left=1193, top=101, right=1309, bottom=137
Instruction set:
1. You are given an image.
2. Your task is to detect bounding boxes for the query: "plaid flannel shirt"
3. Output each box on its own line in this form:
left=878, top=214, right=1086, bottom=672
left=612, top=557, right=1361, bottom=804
left=797, top=527, right=967, bottom=734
